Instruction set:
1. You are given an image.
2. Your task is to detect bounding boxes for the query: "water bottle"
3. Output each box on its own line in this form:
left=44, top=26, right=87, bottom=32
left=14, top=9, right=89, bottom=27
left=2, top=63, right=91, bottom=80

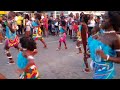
left=95, top=45, right=102, bottom=62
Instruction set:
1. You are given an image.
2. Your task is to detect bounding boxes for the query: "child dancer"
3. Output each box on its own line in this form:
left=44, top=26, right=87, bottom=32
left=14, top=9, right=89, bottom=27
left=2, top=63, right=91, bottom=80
left=73, top=21, right=79, bottom=42
left=32, top=13, right=47, bottom=48
left=0, top=21, right=4, bottom=44
left=4, top=12, right=20, bottom=64
left=17, top=36, right=40, bottom=79
left=56, top=21, right=67, bottom=51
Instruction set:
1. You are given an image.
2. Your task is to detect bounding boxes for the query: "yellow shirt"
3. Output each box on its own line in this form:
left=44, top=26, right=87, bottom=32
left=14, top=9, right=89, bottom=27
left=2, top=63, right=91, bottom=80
left=16, top=16, right=23, bottom=25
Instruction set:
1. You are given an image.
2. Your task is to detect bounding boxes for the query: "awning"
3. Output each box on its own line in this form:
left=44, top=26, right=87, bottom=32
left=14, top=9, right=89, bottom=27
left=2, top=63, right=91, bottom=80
left=0, top=11, right=7, bottom=14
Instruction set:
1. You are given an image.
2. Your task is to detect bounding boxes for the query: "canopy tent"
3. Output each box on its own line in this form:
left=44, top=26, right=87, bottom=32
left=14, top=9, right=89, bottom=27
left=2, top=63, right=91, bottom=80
left=0, top=11, right=7, bottom=14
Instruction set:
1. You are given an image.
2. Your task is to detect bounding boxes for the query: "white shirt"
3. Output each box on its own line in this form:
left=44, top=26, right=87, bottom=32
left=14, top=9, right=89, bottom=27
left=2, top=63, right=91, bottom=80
left=15, top=16, right=18, bottom=21
left=26, top=21, right=31, bottom=31
left=41, top=15, right=44, bottom=19
left=26, top=21, right=31, bottom=26
left=88, top=20, right=95, bottom=27
left=55, top=22, right=58, bottom=26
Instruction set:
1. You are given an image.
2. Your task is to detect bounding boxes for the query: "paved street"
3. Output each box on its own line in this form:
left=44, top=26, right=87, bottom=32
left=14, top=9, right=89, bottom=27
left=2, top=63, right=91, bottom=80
left=0, top=35, right=120, bottom=79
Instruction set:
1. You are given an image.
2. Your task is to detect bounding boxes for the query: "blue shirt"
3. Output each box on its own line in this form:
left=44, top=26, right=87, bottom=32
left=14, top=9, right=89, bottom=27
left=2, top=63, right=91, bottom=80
left=32, top=21, right=38, bottom=27
left=6, top=26, right=16, bottom=40
left=60, top=27, right=65, bottom=33
left=79, top=25, right=82, bottom=31
left=17, top=51, right=28, bottom=69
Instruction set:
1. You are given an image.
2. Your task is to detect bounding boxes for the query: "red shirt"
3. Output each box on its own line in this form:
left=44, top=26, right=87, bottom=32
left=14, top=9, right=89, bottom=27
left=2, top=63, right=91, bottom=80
left=73, top=24, right=78, bottom=32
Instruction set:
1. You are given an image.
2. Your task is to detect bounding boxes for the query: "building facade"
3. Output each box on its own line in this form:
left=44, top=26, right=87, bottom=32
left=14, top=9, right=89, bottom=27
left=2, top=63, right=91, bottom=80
left=46, top=11, right=105, bottom=18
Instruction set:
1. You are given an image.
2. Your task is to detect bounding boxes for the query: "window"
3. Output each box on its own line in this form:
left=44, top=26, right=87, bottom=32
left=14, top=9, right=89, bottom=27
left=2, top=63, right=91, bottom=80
left=56, top=11, right=68, bottom=15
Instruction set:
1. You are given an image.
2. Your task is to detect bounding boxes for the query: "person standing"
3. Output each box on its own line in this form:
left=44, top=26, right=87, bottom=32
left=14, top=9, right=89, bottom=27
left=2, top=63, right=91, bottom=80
left=81, top=14, right=90, bottom=73
left=24, top=15, right=31, bottom=37
left=88, top=14, right=95, bottom=37
left=0, top=20, right=4, bottom=44
left=88, top=11, right=120, bottom=79
left=16, top=13, right=24, bottom=36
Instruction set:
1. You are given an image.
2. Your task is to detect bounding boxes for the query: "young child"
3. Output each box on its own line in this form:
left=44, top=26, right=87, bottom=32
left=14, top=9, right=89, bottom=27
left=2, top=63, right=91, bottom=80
left=32, top=13, right=47, bottom=48
left=56, top=21, right=67, bottom=51
left=0, top=21, right=4, bottom=44
left=76, top=23, right=82, bottom=54
left=72, top=21, right=78, bottom=42
left=17, top=36, right=40, bottom=79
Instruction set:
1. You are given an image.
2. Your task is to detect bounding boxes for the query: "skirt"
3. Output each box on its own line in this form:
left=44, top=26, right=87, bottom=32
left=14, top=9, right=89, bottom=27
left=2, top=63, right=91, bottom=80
left=59, top=33, right=66, bottom=42
left=19, top=64, right=40, bottom=79
left=5, top=36, right=19, bottom=48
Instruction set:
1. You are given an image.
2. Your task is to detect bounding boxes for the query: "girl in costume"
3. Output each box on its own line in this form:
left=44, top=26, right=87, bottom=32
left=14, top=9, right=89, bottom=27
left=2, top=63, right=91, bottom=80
left=72, top=21, right=79, bottom=42
left=88, top=11, right=120, bottom=79
left=0, top=20, right=4, bottom=44
left=17, top=36, right=40, bottom=79
left=56, top=20, right=67, bottom=51
left=32, top=13, right=47, bottom=48
left=4, top=12, right=20, bottom=64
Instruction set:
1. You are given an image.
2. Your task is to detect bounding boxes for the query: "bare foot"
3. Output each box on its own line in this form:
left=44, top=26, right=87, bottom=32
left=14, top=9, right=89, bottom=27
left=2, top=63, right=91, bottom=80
left=7, top=60, right=15, bottom=65
left=43, top=45, right=47, bottom=49
left=56, top=48, right=60, bottom=51
left=79, top=51, right=82, bottom=53
left=77, top=51, right=82, bottom=54
left=65, top=47, right=67, bottom=49
left=82, top=68, right=91, bottom=73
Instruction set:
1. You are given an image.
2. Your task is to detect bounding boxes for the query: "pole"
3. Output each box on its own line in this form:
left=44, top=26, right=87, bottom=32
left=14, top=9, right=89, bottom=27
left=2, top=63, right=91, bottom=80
left=54, top=11, right=56, bottom=19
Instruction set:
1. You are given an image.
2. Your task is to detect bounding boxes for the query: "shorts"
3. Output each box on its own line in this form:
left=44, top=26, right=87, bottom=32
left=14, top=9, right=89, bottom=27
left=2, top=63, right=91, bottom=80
left=59, top=33, right=66, bottom=42
left=5, top=36, right=19, bottom=48
left=19, top=65, right=40, bottom=79
left=33, top=35, right=43, bottom=41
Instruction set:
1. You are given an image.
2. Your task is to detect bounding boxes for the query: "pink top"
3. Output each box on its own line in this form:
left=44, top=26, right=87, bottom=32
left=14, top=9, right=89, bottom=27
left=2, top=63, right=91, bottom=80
left=43, top=18, right=48, bottom=30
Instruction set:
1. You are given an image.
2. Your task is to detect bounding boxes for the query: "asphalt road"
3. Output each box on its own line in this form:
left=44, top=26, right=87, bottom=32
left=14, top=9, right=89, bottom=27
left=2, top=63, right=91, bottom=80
left=0, top=35, right=120, bottom=79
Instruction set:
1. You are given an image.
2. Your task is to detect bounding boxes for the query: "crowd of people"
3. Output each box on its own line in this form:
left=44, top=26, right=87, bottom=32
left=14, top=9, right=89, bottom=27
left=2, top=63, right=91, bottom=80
left=0, top=11, right=120, bottom=79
